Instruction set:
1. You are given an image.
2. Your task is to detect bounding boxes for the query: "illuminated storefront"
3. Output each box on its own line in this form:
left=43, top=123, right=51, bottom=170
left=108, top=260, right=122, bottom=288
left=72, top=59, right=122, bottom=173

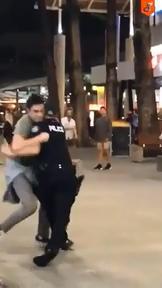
left=91, top=0, right=162, bottom=117
left=91, top=86, right=105, bottom=106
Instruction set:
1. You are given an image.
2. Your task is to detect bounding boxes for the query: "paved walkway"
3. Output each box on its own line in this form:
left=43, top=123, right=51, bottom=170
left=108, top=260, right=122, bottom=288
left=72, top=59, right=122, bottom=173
left=0, top=149, right=162, bottom=288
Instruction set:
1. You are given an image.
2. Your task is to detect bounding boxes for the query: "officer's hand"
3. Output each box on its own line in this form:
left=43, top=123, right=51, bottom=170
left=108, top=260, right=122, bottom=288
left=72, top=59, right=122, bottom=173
left=38, top=132, right=49, bottom=143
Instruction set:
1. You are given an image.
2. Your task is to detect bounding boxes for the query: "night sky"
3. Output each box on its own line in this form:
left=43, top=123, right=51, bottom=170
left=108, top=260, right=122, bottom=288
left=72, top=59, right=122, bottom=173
left=0, top=0, right=129, bottom=83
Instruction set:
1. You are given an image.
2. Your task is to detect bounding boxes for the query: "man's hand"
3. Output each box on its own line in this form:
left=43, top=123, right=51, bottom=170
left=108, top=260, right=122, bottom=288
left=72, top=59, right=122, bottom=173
left=159, top=133, right=162, bottom=140
left=74, top=135, right=78, bottom=140
left=1, top=144, right=15, bottom=158
left=37, top=132, right=49, bottom=143
left=74, top=127, right=78, bottom=140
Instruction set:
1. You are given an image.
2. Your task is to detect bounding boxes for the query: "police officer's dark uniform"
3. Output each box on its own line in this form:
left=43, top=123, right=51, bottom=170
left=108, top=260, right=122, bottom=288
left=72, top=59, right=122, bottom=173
left=31, top=114, right=77, bottom=267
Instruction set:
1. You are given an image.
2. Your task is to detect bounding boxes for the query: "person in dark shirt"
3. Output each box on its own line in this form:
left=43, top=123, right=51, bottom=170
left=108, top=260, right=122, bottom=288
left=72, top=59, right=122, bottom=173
left=1, top=103, right=84, bottom=264
left=3, top=110, right=14, bottom=145
left=30, top=109, right=80, bottom=267
left=94, top=106, right=112, bottom=170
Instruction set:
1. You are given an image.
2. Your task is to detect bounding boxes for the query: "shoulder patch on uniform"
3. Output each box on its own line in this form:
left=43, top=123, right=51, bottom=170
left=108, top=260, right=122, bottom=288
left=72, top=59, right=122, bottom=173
left=31, top=126, right=39, bottom=133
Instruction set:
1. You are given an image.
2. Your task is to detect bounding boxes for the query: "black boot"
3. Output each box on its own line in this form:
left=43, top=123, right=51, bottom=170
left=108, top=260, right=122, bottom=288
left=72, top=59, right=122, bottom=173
left=61, top=239, right=74, bottom=251
left=35, top=234, right=49, bottom=244
left=33, top=248, right=59, bottom=267
left=76, top=175, right=85, bottom=195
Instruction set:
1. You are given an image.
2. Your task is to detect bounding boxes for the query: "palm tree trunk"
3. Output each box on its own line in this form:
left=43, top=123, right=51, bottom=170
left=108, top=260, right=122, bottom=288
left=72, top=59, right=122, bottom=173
left=128, top=80, right=133, bottom=111
left=38, top=0, right=60, bottom=117
left=65, top=0, right=89, bottom=146
left=133, top=0, right=158, bottom=138
left=106, top=0, right=118, bottom=120
left=118, top=81, right=126, bottom=118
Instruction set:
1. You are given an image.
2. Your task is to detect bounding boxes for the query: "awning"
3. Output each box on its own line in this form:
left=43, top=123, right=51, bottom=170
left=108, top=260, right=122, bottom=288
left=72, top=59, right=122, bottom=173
left=44, top=0, right=130, bottom=14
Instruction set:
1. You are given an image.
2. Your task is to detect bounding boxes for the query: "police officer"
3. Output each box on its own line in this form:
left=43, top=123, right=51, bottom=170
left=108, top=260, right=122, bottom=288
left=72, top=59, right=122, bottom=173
left=30, top=108, right=77, bottom=267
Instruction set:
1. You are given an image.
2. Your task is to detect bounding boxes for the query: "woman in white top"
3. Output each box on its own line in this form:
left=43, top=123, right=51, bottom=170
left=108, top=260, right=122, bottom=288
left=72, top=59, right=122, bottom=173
left=61, top=109, right=78, bottom=146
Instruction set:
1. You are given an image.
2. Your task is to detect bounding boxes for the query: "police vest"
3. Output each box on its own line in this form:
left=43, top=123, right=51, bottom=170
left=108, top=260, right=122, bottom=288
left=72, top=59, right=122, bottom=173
left=31, top=118, right=74, bottom=181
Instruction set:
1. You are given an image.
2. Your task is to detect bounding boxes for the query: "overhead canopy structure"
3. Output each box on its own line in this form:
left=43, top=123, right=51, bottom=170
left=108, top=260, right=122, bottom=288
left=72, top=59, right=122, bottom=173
left=0, top=78, right=47, bottom=92
left=45, top=0, right=130, bottom=14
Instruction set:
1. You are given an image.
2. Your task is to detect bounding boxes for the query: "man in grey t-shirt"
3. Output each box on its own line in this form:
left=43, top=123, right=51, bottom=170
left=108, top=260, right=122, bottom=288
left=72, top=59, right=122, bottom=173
left=5, top=114, right=33, bottom=185
left=94, top=106, right=112, bottom=171
left=0, top=95, right=48, bottom=237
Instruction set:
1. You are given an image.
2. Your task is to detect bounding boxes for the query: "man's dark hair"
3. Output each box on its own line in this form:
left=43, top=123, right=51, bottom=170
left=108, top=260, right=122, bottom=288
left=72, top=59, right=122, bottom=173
left=45, top=103, right=60, bottom=120
left=26, top=94, right=44, bottom=109
left=100, top=106, right=106, bottom=110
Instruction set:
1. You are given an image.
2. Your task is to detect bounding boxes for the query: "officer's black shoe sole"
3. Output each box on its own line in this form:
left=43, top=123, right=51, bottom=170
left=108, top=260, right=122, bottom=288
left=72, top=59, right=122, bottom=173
left=33, top=249, right=59, bottom=267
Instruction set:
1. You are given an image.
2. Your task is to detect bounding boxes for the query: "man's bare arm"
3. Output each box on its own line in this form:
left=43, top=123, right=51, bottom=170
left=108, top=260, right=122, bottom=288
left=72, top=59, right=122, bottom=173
left=73, top=127, right=78, bottom=139
left=15, top=144, right=40, bottom=156
left=1, top=143, right=40, bottom=158
left=11, top=133, right=49, bottom=153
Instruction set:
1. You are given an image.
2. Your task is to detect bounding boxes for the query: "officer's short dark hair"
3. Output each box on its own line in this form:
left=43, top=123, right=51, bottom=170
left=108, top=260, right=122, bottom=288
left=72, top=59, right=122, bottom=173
left=26, top=94, right=44, bottom=110
left=45, top=103, right=55, bottom=117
